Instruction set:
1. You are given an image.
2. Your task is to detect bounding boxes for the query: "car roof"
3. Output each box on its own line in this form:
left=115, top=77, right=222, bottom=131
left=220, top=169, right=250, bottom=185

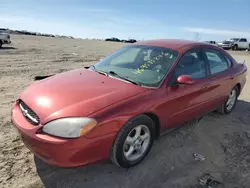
left=134, top=39, right=206, bottom=51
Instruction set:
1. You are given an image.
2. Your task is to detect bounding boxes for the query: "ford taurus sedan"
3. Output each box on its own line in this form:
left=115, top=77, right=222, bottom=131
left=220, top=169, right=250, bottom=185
left=11, top=39, right=247, bottom=168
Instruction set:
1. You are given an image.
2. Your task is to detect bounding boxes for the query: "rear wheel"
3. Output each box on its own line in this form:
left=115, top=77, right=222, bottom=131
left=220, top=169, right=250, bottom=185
left=0, top=41, right=3, bottom=48
left=218, top=86, right=239, bottom=114
left=110, top=115, right=155, bottom=168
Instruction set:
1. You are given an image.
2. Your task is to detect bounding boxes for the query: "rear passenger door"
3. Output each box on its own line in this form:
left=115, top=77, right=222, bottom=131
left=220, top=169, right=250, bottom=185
left=202, top=47, right=233, bottom=107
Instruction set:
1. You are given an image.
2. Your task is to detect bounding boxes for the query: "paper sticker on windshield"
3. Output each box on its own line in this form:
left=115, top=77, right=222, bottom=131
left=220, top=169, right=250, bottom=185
left=132, top=53, right=169, bottom=75
left=133, top=68, right=145, bottom=74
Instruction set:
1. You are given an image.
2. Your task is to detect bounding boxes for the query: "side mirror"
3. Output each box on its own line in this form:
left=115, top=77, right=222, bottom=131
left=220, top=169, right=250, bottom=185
left=177, top=75, right=194, bottom=85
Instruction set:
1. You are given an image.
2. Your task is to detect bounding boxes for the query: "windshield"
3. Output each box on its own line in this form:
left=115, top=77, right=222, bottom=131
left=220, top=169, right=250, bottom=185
left=229, top=38, right=239, bottom=41
left=92, top=45, right=179, bottom=87
left=222, top=40, right=231, bottom=44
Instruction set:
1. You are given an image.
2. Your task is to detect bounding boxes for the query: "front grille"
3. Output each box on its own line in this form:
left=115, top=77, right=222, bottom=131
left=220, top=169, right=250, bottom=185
left=19, top=101, right=40, bottom=125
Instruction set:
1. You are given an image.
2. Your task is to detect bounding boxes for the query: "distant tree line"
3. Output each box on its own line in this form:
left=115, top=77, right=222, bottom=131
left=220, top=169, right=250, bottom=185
left=0, top=28, right=74, bottom=39
left=0, top=28, right=138, bottom=43
left=105, top=37, right=137, bottom=43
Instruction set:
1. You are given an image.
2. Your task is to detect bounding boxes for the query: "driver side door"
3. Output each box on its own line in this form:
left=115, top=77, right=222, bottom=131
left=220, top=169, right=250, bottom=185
left=164, top=48, right=214, bottom=129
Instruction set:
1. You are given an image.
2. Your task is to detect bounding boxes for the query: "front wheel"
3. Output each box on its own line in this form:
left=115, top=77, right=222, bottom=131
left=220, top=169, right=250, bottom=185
left=110, top=115, right=155, bottom=168
left=0, top=41, right=3, bottom=48
left=218, top=86, right=238, bottom=114
left=232, top=44, right=238, bottom=51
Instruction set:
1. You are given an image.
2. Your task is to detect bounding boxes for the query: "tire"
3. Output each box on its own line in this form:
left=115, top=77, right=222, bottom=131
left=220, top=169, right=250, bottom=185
left=218, top=86, right=239, bottom=115
left=110, top=114, right=155, bottom=168
left=232, top=44, right=238, bottom=51
left=0, top=41, right=2, bottom=48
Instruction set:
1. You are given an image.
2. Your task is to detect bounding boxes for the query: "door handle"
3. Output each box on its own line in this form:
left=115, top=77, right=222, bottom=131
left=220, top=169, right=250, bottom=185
left=229, top=76, right=235, bottom=80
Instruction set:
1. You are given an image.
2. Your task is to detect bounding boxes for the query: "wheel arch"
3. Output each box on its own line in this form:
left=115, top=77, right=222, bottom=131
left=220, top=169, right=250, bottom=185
left=143, top=112, right=161, bottom=140
left=236, top=83, right=241, bottom=97
left=118, top=112, right=162, bottom=140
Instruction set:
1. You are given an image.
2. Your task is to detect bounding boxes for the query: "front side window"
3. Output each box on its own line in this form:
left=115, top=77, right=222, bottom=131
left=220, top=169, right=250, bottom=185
left=239, top=38, right=247, bottom=42
left=173, top=49, right=206, bottom=80
left=203, top=49, right=230, bottom=75
left=93, top=45, right=179, bottom=87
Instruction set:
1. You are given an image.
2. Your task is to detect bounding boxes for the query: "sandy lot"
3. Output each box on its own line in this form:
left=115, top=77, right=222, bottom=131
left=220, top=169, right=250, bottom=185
left=0, top=35, right=250, bottom=188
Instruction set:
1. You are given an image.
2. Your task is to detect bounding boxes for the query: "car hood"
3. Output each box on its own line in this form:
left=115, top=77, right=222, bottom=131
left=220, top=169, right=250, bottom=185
left=19, top=68, right=148, bottom=124
left=0, top=33, right=9, bottom=37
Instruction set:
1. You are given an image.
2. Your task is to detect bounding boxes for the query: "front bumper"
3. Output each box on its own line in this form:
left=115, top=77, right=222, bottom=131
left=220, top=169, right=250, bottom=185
left=218, top=45, right=232, bottom=49
left=11, top=101, right=116, bottom=167
left=3, top=40, right=11, bottom=44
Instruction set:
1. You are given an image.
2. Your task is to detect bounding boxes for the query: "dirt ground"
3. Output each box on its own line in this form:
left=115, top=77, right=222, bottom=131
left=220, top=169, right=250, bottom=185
left=0, top=35, right=250, bottom=188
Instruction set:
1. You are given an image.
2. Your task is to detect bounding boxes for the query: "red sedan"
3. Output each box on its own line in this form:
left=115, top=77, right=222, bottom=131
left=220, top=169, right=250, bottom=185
left=11, top=39, right=247, bottom=168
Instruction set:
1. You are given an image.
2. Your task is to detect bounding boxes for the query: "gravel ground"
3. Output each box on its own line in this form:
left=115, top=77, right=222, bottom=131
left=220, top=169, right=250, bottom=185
left=0, top=35, right=250, bottom=188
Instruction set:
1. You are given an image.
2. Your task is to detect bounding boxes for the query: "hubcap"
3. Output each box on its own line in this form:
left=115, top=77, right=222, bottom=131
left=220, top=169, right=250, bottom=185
left=226, top=89, right=236, bottom=111
left=123, top=125, right=151, bottom=161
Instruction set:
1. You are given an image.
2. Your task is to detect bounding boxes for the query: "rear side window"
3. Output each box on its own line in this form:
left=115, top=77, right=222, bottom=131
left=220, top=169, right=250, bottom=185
left=203, top=49, right=231, bottom=75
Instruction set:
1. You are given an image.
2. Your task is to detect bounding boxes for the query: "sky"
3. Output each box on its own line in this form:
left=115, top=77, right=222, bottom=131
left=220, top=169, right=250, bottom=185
left=0, top=0, right=250, bottom=41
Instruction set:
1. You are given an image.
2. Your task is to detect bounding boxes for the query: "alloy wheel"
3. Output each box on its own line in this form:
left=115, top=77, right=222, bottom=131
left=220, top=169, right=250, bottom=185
left=226, top=89, right=237, bottom=111
left=123, top=124, right=151, bottom=161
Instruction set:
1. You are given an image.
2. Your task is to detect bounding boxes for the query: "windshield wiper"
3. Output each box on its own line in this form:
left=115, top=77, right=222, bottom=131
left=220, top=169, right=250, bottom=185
left=90, top=67, right=141, bottom=86
left=90, top=65, right=96, bottom=70
left=90, top=65, right=108, bottom=76
left=108, top=71, right=141, bottom=86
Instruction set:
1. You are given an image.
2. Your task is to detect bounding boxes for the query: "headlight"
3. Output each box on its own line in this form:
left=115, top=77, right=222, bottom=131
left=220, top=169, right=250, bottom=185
left=42, top=117, right=97, bottom=138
